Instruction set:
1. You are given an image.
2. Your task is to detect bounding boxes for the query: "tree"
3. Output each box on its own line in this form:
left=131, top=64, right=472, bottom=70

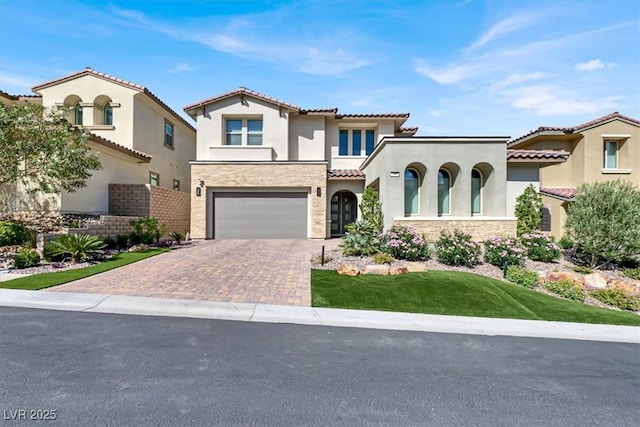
left=0, top=102, right=101, bottom=195
left=359, top=186, right=383, bottom=234
left=565, top=180, right=640, bottom=268
left=514, top=184, right=543, bottom=235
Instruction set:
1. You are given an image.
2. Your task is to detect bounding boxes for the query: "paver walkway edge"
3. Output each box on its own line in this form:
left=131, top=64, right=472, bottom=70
left=1, top=288, right=638, bottom=344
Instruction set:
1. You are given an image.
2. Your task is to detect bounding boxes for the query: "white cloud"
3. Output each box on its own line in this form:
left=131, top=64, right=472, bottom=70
left=168, top=63, right=194, bottom=74
left=490, top=72, right=552, bottom=92
left=503, top=84, right=623, bottom=116
left=469, top=14, right=538, bottom=50
left=575, top=59, right=618, bottom=72
left=415, top=60, right=484, bottom=84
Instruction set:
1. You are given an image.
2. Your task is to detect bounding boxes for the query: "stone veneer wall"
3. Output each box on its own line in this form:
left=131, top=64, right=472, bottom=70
left=190, top=163, right=327, bottom=239
left=394, top=218, right=517, bottom=241
left=109, top=184, right=190, bottom=234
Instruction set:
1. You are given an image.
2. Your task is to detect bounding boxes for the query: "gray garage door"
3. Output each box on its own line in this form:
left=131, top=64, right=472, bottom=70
left=213, top=192, right=308, bottom=239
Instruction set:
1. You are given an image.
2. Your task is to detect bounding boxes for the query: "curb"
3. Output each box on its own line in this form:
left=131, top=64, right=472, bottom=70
left=1, top=288, right=639, bottom=343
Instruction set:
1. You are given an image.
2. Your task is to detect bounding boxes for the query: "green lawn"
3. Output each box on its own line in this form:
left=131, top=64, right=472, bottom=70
left=311, top=269, right=640, bottom=326
left=0, top=249, right=170, bottom=291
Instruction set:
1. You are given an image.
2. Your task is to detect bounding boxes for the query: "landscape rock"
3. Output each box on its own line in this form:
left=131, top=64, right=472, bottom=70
left=389, top=266, right=408, bottom=275
left=607, top=280, right=640, bottom=296
left=404, top=262, right=427, bottom=273
left=336, top=263, right=359, bottom=276
left=128, top=244, right=150, bottom=253
left=582, top=273, right=607, bottom=290
left=545, top=271, right=580, bottom=284
left=362, top=265, right=390, bottom=275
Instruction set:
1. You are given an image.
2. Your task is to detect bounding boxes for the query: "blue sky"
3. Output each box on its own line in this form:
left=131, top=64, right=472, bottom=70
left=1, top=0, right=638, bottom=138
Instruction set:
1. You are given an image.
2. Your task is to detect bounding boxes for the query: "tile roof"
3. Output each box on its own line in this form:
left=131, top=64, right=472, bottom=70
left=509, top=112, right=640, bottom=146
left=89, top=133, right=152, bottom=163
left=540, top=187, right=575, bottom=201
left=184, top=87, right=301, bottom=112
left=506, top=149, right=569, bottom=162
left=0, top=90, right=42, bottom=100
left=31, top=67, right=195, bottom=133
left=327, top=169, right=366, bottom=179
left=397, top=126, right=418, bottom=135
left=300, top=108, right=339, bottom=115
left=336, top=113, right=410, bottom=119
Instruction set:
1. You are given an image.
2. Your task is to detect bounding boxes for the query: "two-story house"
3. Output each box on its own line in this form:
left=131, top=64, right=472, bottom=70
left=508, top=112, right=640, bottom=237
left=186, top=87, right=533, bottom=240
left=22, top=67, right=197, bottom=216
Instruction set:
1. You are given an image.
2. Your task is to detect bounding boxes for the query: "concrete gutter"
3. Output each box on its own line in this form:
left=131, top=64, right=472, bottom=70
left=1, top=288, right=638, bottom=343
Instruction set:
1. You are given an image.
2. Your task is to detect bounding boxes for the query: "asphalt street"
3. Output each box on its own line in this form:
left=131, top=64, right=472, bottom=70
left=1, top=306, right=638, bottom=426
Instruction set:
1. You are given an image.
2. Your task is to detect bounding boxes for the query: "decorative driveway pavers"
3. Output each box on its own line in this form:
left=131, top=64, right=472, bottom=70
left=46, top=239, right=340, bottom=306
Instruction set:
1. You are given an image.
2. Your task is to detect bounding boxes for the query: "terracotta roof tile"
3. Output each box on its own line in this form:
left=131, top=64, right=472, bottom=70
left=184, top=87, right=301, bottom=112
left=31, top=67, right=195, bottom=133
left=507, top=149, right=569, bottom=162
left=397, top=126, right=418, bottom=135
left=540, top=187, right=575, bottom=201
left=336, top=113, right=410, bottom=119
left=300, top=108, right=338, bottom=115
left=327, top=169, right=365, bottom=179
left=89, top=133, right=152, bottom=163
left=0, top=90, right=42, bottom=100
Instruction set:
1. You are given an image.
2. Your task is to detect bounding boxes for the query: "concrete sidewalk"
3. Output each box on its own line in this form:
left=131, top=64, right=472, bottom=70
left=1, top=288, right=638, bottom=343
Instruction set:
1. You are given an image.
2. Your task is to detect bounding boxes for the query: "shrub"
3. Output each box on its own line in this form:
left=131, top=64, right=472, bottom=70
left=129, top=217, right=166, bottom=245
left=544, top=279, right=585, bottom=302
left=379, top=225, right=429, bottom=261
left=483, top=236, right=526, bottom=267
left=102, top=237, right=119, bottom=250
left=169, top=232, right=185, bottom=245
left=373, top=252, right=394, bottom=264
left=435, top=229, right=481, bottom=267
left=590, top=288, right=640, bottom=311
left=514, top=184, right=543, bottom=235
left=505, top=266, right=539, bottom=289
left=520, top=232, right=561, bottom=262
left=622, top=268, right=640, bottom=281
left=572, top=266, right=593, bottom=275
left=13, top=247, right=40, bottom=269
left=359, top=187, right=384, bottom=234
left=558, top=235, right=574, bottom=250
left=0, top=221, right=32, bottom=247
left=339, top=220, right=378, bottom=256
left=45, top=234, right=106, bottom=263
left=116, top=234, right=131, bottom=249
left=565, top=180, right=640, bottom=268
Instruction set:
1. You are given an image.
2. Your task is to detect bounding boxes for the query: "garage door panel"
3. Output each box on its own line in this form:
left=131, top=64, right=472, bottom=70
left=213, top=192, right=307, bottom=239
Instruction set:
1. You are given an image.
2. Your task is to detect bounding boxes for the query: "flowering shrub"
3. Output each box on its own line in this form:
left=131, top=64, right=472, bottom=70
left=483, top=236, right=526, bottom=267
left=520, top=232, right=561, bottom=262
left=435, top=230, right=481, bottom=267
left=379, top=225, right=429, bottom=261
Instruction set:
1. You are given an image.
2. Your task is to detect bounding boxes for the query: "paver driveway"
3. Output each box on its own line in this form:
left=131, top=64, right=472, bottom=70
left=47, top=239, right=339, bottom=306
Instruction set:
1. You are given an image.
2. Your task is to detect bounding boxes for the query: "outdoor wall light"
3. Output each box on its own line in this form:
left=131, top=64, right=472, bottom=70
left=390, top=171, right=400, bottom=177
left=195, top=187, right=201, bottom=197
left=316, top=187, right=322, bottom=197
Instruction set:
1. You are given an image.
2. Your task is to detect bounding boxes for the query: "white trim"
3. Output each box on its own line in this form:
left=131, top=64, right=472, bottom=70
left=601, top=134, right=630, bottom=139
left=85, top=125, right=115, bottom=131
left=395, top=216, right=517, bottom=221
left=601, top=168, right=633, bottom=174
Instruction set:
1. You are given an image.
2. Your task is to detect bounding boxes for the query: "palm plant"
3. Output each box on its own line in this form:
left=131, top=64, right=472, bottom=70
left=46, top=234, right=107, bottom=263
left=169, top=231, right=185, bottom=245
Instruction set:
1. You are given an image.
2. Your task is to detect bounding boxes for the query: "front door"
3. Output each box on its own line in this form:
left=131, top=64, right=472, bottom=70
left=330, top=191, right=357, bottom=236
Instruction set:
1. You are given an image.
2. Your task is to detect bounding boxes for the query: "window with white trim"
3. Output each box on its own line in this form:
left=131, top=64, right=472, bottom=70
left=338, top=129, right=376, bottom=156
left=150, top=172, right=159, bottom=186
left=603, top=141, right=617, bottom=169
left=225, top=118, right=263, bottom=145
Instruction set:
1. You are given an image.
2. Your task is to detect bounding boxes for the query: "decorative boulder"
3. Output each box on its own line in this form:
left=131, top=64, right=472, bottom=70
left=404, top=262, right=427, bottom=273
left=608, top=280, right=640, bottom=296
left=389, top=266, right=408, bottom=275
left=582, top=273, right=607, bottom=290
left=337, top=263, right=359, bottom=276
left=545, top=271, right=580, bottom=284
left=362, top=265, right=390, bottom=275
left=128, top=244, right=150, bottom=253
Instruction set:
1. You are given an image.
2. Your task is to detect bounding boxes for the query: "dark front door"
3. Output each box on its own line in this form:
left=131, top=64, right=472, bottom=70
left=330, top=191, right=357, bottom=236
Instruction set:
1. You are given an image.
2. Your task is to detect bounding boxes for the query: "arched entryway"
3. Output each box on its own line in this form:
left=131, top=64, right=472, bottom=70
left=331, top=190, right=358, bottom=236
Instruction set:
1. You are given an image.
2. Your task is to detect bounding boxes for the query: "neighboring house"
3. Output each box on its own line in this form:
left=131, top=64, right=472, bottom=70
left=1, top=68, right=196, bottom=218
left=185, top=87, right=558, bottom=240
left=508, top=112, right=640, bottom=237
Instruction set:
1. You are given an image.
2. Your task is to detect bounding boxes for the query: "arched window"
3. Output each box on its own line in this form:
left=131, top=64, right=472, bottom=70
left=404, top=168, right=419, bottom=216
left=471, top=169, right=482, bottom=215
left=437, top=169, right=450, bottom=215
left=73, top=103, right=83, bottom=125
left=103, top=103, right=113, bottom=125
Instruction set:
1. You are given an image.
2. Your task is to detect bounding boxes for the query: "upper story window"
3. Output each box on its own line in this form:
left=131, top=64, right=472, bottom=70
left=225, top=118, right=263, bottom=146
left=603, top=141, right=617, bottom=169
left=104, top=103, right=113, bottom=125
left=74, top=103, right=83, bottom=125
left=150, top=172, right=159, bottom=186
left=173, top=179, right=180, bottom=191
left=165, top=119, right=174, bottom=147
left=338, top=129, right=376, bottom=156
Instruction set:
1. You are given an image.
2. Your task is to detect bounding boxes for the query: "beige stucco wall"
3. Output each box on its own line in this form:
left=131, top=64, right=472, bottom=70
left=325, top=120, right=396, bottom=170
left=326, top=180, right=365, bottom=236
left=395, top=218, right=517, bottom=241
left=190, top=162, right=327, bottom=239
left=364, top=138, right=510, bottom=230
left=541, top=195, right=568, bottom=238
left=132, top=95, right=195, bottom=192
left=195, top=96, right=290, bottom=161
left=60, top=143, right=149, bottom=214
left=506, top=164, right=540, bottom=215
left=289, top=115, right=326, bottom=160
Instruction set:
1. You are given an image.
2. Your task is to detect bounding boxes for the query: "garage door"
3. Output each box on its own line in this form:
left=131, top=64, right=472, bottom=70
left=213, top=192, right=308, bottom=239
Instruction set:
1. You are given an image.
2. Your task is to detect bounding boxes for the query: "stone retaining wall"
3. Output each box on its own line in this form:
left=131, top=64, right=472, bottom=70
left=394, top=218, right=517, bottom=241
